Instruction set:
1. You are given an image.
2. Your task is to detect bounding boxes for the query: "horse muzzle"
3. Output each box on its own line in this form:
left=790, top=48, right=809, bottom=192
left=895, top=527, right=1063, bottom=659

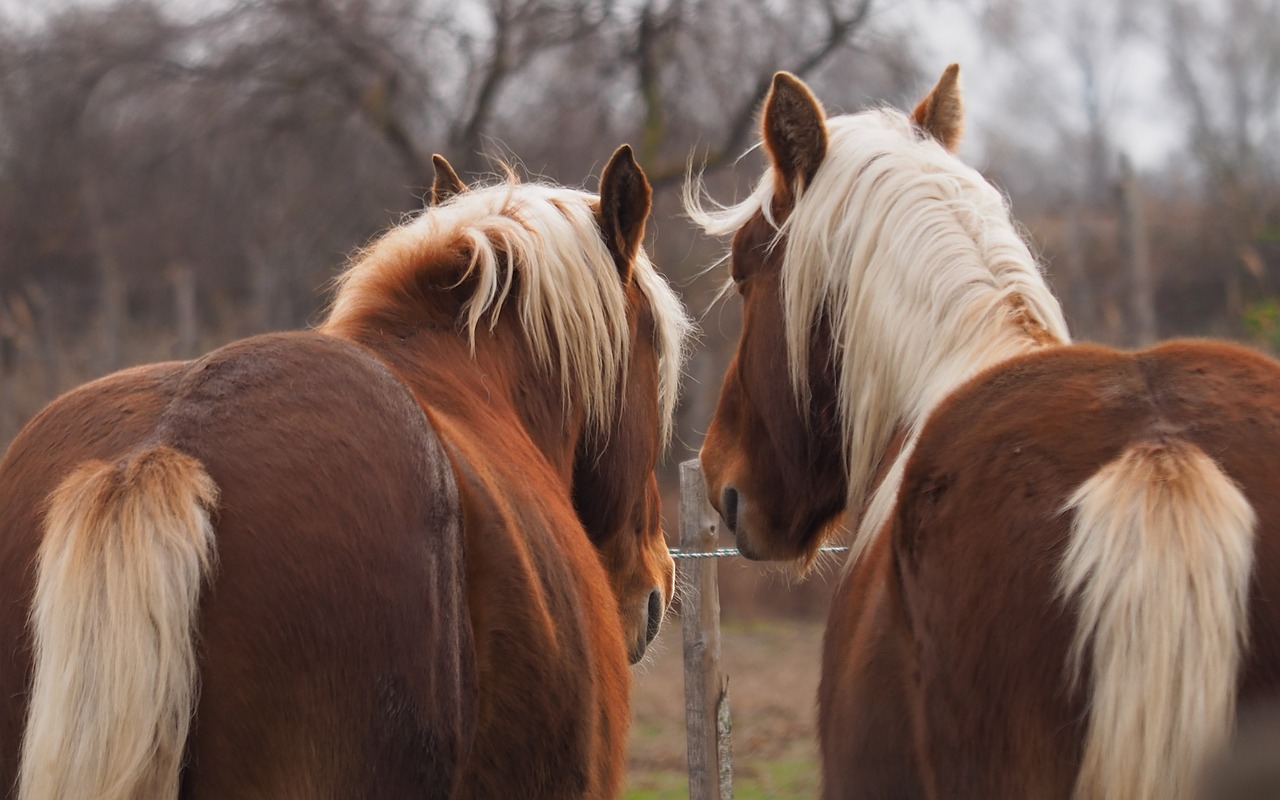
left=628, top=587, right=666, bottom=664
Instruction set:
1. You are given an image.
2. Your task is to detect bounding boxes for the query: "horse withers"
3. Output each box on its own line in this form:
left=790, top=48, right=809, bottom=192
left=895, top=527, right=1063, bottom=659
left=0, top=144, right=690, bottom=799
left=688, top=67, right=1280, bottom=799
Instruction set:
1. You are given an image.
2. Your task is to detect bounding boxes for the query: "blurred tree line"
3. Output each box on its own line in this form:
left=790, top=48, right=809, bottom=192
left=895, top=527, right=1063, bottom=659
left=0, top=0, right=915, bottom=453
left=971, top=0, right=1280, bottom=347
left=3, top=0, right=1278, bottom=617
left=1, top=0, right=1278, bottom=489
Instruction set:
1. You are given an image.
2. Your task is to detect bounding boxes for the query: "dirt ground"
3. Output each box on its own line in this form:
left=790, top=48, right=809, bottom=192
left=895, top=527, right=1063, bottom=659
left=625, top=616, right=826, bottom=799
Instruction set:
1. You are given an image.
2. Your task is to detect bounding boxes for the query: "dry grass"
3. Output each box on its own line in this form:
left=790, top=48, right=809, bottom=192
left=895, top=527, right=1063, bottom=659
left=626, top=616, right=825, bottom=799
left=0, top=320, right=246, bottom=451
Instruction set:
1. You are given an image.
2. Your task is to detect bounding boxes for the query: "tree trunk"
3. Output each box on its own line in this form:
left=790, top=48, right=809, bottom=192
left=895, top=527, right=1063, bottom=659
left=83, top=174, right=124, bottom=374
left=170, top=262, right=198, bottom=359
left=1119, top=154, right=1157, bottom=347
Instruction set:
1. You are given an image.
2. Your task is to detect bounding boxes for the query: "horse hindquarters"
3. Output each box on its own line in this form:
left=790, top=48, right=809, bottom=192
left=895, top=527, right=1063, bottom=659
left=1059, top=440, right=1254, bottom=800
left=19, top=446, right=217, bottom=800
left=167, top=334, right=476, bottom=799
left=899, top=434, right=1256, bottom=800
left=7, top=333, right=478, bottom=800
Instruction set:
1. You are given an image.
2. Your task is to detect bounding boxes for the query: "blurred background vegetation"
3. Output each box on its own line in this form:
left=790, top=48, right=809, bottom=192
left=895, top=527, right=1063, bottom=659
left=2, top=0, right=1279, bottom=602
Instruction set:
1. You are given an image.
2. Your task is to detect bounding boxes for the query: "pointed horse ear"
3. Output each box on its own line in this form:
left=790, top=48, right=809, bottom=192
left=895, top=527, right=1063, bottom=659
left=431, top=154, right=468, bottom=205
left=911, top=64, right=964, bottom=152
left=762, top=72, right=828, bottom=216
left=597, top=144, right=652, bottom=283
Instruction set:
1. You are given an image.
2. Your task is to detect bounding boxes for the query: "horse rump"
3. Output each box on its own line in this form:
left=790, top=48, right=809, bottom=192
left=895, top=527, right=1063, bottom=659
left=1060, top=439, right=1255, bottom=800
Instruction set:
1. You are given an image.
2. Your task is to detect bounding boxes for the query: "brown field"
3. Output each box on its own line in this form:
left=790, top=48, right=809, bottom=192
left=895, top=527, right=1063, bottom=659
left=626, top=615, right=827, bottom=800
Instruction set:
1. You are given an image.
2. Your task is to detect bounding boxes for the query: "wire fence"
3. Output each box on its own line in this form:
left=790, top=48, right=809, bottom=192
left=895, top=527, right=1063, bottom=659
left=678, top=461, right=856, bottom=799
left=669, top=544, right=850, bottom=560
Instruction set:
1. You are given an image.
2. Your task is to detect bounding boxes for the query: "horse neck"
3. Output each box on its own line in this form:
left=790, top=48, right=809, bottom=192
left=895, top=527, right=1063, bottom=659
left=840, top=257, right=1068, bottom=569
left=900, top=293, right=1063, bottom=438
left=336, top=317, right=584, bottom=486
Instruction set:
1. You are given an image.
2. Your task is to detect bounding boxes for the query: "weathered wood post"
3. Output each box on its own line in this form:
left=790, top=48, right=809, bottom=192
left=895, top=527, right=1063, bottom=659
left=680, top=459, right=732, bottom=800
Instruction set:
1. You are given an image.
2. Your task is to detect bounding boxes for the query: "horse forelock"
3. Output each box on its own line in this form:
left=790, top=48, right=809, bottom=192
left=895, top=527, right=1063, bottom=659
left=689, top=107, right=1070, bottom=565
left=326, top=180, right=690, bottom=446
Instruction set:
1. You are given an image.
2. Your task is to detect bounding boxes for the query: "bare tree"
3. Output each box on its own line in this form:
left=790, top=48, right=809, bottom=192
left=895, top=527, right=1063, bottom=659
left=625, top=0, right=892, bottom=186
left=0, top=0, right=923, bottom=458
left=1162, top=0, right=1280, bottom=216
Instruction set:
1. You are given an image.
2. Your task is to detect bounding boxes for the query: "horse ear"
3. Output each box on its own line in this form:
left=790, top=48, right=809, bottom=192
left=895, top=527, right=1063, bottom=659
left=597, top=144, right=652, bottom=282
left=762, top=72, right=828, bottom=213
left=911, top=64, right=963, bottom=152
left=431, top=154, right=468, bottom=205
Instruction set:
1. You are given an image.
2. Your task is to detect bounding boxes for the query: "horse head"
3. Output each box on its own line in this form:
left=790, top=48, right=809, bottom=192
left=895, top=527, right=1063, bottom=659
left=690, top=66, right=1002, bottom=565
left=569, top=147, right=684, bottom=663
left=424, top=148, right=687, bottom=663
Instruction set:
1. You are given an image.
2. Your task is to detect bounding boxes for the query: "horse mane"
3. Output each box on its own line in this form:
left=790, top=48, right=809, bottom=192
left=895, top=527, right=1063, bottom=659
left=688, top=107, right=1070, bottom=564
left=325, top=177, right=691, bottom=445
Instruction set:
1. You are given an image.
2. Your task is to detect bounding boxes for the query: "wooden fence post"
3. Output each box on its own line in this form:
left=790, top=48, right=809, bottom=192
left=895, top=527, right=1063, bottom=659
left=680, top=459, right=732, bottom=800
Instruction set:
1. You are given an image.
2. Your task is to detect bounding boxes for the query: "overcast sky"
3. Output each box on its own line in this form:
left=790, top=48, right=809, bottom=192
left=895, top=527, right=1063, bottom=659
left=884, top=0, right=1183, bottom=170
left=0, top=0, right=1216, bottom=172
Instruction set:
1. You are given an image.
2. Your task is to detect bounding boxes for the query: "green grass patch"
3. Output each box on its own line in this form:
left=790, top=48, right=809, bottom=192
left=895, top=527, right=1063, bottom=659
left=623, top=770, right=687, bottom=800
left=624, top=754, right=819, bottom=799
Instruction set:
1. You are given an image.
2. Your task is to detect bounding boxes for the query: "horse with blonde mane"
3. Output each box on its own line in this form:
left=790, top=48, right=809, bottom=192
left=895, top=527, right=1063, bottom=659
left=688, top=67, right=1280, bottom=799
left=0, top=144, right=690, bottom=799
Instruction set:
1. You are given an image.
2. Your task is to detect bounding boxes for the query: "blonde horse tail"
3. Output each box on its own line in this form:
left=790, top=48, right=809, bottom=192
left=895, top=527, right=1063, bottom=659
left=1059, top=440, right=1255, bottom=800
left=19, top=446, right=218, bottom=800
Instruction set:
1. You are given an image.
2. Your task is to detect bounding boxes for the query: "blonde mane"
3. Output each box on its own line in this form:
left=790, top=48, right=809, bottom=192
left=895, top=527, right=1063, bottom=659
left=689, top=107, right=1069, bottom=565
left=325, top=179, right=691, bottom=444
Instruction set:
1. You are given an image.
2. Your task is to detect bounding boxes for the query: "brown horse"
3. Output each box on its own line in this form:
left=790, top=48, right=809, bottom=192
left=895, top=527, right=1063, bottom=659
left=0, top=144, right=690, bottom=799
left=688, top=67, right=1280, bottom=799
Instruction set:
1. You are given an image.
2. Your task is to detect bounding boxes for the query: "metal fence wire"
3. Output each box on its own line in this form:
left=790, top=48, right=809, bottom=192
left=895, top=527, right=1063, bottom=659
left=668, top=545, right=850, bottom=560
left=676, top=461, right=856, bottom=799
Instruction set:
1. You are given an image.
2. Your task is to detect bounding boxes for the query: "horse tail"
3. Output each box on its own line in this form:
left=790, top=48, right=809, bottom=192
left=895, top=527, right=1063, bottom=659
left=1059, top=439, right=1255, bottom=800
left=19, top=446, right=218, bottom=800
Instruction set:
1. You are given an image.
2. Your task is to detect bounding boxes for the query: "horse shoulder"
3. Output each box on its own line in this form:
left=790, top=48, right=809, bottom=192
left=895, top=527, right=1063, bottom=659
left=820, top=531, right=927, bottom=799
left=429, top=420, right=628, bottom=799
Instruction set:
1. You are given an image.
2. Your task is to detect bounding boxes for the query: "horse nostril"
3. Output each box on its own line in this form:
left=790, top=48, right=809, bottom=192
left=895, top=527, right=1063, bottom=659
left=645, top=588, right=663, bottom=645
left=721, top=486, right=740, bottom=533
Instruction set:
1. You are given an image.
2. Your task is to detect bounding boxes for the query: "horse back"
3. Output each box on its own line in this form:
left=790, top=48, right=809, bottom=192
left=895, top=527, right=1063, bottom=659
left=0, top=332, right=475, bottom=798
left=873, top=340, right=1280, bottom=797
